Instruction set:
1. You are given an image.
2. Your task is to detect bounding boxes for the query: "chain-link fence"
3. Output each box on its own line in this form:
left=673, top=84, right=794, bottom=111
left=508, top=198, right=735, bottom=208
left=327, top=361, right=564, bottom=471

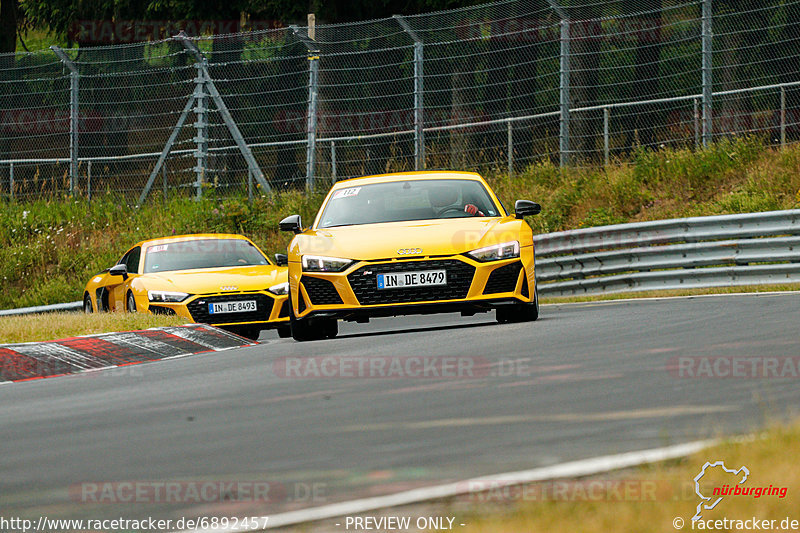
left=1, top=0, right=799, bottom=202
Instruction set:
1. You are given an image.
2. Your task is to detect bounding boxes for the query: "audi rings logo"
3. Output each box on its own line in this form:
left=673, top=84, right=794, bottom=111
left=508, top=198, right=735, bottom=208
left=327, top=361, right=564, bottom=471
left=220, top=286, right=239, bottom=291
left=397, top=248, right=422, bottom=255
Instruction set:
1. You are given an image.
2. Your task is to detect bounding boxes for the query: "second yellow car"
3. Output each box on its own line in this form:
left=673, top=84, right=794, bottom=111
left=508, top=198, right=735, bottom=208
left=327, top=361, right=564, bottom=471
left=83, top=234, right=290, bottom=339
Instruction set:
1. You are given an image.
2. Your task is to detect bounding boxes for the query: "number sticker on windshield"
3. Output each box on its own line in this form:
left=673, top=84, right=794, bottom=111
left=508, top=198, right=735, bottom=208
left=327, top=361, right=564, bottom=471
left=332, top=187, right=361, bottom=199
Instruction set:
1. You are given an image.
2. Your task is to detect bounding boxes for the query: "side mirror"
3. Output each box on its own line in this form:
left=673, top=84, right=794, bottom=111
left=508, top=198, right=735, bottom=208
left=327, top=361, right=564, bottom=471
left=274, top=253, right=288, bottom=266
left=514, top=200, right=541, bottom=219
left=279, top=214, right=303, bottom=234
left=109, top=264, right=128, bottom=280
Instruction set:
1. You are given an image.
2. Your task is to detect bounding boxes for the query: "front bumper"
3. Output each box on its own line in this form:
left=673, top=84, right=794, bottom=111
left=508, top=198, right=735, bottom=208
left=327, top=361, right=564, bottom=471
left=290, top=249, right=535, bottom=321
left=146, top=291, right=291, bottom=328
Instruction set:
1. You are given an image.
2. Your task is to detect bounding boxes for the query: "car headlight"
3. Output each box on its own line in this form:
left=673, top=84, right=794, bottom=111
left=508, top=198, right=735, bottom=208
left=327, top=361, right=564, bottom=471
left=268, top=282, right=289, bottom=295
left=301, top=255, right=353, bottom=272
left=467, top=241, right=520, bottom=262
left=147, top=290, right=189, bottom=303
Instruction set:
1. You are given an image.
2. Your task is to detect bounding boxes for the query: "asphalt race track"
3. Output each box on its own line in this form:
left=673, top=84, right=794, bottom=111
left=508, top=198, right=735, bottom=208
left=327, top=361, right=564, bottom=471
left=2, top=293, right=799, bottom=524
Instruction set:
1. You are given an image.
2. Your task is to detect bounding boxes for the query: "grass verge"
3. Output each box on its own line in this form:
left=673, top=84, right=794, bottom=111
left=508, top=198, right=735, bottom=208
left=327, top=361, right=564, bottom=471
left=451, top=421, right=799, bottom=533
left=0, top=312, right=186, bottom=344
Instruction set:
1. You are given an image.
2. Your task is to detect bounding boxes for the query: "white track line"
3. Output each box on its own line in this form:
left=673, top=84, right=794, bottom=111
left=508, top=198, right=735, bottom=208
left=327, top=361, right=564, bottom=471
left=179, top=439, right=713, bottom=532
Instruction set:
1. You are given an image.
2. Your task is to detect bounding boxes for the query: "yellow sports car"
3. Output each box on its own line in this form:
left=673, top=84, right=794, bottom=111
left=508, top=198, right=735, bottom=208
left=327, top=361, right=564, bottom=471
left=83, top=234, right=291, bottom=340
left=279, top=171, right=541, bottom=341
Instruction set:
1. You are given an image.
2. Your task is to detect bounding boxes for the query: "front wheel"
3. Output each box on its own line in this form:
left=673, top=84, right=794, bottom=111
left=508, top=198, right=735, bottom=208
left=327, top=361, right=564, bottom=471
left=290, top=314, right=338, bottom=342
left=83, top=294, right=94, bottom=313
left=496, top=285, right=539, bottom=324
left=126, top=292, right=137, bottom=313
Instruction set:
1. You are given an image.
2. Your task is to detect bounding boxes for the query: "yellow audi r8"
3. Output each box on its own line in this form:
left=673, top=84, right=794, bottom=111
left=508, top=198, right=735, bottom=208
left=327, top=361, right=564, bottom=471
left=83, top=234, right=291, bottom=340
left=279, top=171, right=541, bottom=341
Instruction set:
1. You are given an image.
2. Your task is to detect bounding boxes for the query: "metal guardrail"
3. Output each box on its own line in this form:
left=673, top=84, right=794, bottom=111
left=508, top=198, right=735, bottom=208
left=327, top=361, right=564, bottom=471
left=534, top=210, right=800, bottom=297
left=0, top=301, right=83, bottom=317
left=1, top=210, right=799, bottom=315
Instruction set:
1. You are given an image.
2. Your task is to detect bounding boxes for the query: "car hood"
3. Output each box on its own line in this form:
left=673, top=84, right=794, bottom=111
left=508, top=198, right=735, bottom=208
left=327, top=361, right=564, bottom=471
left=292, top=217, right=528, bottom=260
left=139, top=265, right=287, bottom=294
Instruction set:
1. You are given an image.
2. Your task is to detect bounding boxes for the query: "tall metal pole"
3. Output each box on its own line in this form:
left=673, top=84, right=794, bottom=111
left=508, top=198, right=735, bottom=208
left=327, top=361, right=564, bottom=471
left=291, top=25, right=320, bottom=191
left=702, top=0, right=713, bottom=147
left=331, top=140, right=337, bottom=183
left=307, top=56, right=319, bottom=191
left=546, top=1, right=570, bottom=167
left=51, top=46, right=79, bottom=196
left=9, top=163, right=13, bottom=201
left=694, top=98, right=700, bottom=150
left=193, top=61, right=208, bottom=199
left=780, top=86, right=787, bottom=148
left=394, top=15, right=425, bottom=170
left=559, top=20, right=571, bottom=167
left=603, top=107, right=610, bottom=166
left=507, top=121, right=514, bottom=176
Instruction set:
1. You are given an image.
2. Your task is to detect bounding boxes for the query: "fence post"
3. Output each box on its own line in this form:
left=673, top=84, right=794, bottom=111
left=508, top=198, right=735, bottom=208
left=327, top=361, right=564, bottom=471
left=545, top=1, right=570, bottom=167
left=603, top=107, right=610, bottom=166
left=694, top=98, right=700, bottom=150
left=87, top=160, right=92, bottom=202
left=162, top=160, right=167, bottom=207
left=780, top=86, right=786, bottom=148
left=291, top=25, right=320, bottom=191
left=507, top=121, right=514, bottom=176
left=193, top=60, right=208, bottom=199
left=51, top=46, right=79, bottom=196
left=248, top=168, right=253, bottom=204
left=701, top=0, right=713, bottom=147
left=9, top=163, right=13, bottom=201
left=331, top=140, right=337, bottom=183
left=394, top=15, right=425, bottom=170
left=307, top=56, right=319, bottom=191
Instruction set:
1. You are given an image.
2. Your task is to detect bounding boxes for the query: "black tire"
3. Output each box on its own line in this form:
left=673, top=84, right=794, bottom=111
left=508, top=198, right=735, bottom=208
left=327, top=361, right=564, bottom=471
left=496, top=284, right=539, bottom=324
left=290, top=314, right=336, bottom=342
left=127, top=292, right=137, bottom=313
left=83, top=294, right=94, bottom=313
left=277, top=325, right=292, bottom=338
left=322, top=318, right=338, bottom=339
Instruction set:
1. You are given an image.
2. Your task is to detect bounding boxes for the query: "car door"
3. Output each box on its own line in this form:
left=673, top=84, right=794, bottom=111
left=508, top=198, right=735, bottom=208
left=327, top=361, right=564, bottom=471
left=95, top=246, right=141, bottom=311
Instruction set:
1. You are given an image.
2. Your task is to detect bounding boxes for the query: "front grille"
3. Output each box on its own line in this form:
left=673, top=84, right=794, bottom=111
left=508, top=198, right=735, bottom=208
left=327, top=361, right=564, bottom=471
left=301, top=276, right=344, bottom=305
left=186, top=293, right=273, bottom=324
left=483, top=262, right=522, bottom=294
left=348, top=259, right=475, bottom=305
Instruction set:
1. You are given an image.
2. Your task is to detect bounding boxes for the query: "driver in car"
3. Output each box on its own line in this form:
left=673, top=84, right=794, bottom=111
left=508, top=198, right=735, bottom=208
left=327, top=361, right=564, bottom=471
left=429, top=185, right=485, bottom=217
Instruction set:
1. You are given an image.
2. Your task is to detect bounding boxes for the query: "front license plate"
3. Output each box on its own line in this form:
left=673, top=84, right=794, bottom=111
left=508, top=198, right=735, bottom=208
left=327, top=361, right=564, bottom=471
left=208, top=300, right=257, bottom=314
left=377, top=270, right=447, bottom=289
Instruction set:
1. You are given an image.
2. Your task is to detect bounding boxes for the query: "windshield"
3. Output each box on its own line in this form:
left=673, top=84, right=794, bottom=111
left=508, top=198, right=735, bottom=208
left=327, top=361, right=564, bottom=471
left=143, top=239, right=270, bottom=273
left=316, top=179, right=502, bottom=228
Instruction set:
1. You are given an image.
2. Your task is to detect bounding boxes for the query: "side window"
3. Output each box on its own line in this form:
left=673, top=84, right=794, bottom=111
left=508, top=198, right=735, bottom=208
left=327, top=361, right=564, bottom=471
left=117, top=250, right=130, bottom=266
left=125, top=246, right=141, bottom=274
